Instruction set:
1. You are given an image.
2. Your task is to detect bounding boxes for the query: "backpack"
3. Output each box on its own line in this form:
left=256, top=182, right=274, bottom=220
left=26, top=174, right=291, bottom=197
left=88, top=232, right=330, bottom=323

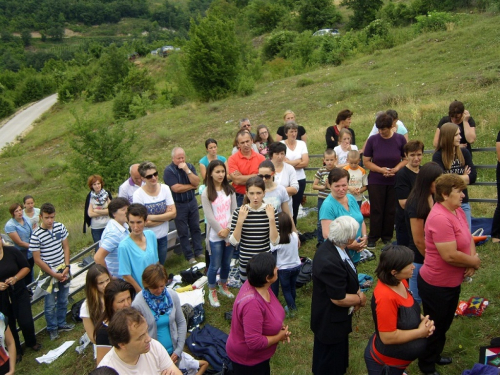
left=295, top=257, right=313, bottom=288
left=71, top=298, right=85, bottom=322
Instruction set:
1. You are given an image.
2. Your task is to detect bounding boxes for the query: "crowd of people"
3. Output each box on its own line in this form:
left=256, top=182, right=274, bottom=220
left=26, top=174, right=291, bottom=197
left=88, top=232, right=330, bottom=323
left=0, top=101, right=496, bottom=375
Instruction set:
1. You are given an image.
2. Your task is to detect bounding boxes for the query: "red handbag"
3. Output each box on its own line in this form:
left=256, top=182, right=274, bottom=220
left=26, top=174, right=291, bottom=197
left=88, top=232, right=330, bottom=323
left=361, top=196, right=370, bottom=218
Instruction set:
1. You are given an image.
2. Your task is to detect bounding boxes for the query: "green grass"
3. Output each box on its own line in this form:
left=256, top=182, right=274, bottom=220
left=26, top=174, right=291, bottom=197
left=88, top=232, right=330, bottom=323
left=3, top=10, right=500, bottom=375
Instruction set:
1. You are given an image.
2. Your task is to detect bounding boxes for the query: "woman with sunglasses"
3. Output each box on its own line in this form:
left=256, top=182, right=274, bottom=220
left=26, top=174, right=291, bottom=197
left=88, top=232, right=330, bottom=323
left=132, top=161, right=176, bottom=266
left=258, top=161, right=296, bottom=229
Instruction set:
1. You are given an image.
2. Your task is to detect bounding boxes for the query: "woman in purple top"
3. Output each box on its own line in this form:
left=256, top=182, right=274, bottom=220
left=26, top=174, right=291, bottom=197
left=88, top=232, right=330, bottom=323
left=362, top=113, right=407, bottom=249
left=226, top=252, right=291, bottom=375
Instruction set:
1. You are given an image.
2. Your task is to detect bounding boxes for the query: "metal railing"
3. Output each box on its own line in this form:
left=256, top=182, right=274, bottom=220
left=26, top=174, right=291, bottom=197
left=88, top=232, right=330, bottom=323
left=303, top=147, right=497, bottom=204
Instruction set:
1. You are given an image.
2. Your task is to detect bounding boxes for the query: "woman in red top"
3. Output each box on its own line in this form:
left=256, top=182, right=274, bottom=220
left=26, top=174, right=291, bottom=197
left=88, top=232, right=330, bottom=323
left=365, top=245, right=435, bottom=375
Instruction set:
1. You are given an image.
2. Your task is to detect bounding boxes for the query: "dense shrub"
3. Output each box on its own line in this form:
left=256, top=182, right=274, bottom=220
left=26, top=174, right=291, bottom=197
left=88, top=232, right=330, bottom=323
left=112, top=91, right=135, bottom=119
left=381, top=2, right=416, bottom=26
left=364, top=19, right=390, bottom=39
left=415, top=11, right=453, bottom=32
left=298, top=0, right=341, bottom=31
left=0, top=96, right=15, bottom=119
left=341, top=0, right=383, bottom=29
left=14, top=76, right=55, bottom=107
left=262, top=30, right=299, bottom=61
left=237, top=75, right=255, bottom=97
left=245, top=0, right=287, bottom=35
left=296, top=78, right=314, bottom=87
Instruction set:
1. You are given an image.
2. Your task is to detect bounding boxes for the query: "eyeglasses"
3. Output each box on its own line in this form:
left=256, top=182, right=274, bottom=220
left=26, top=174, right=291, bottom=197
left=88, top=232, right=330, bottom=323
left=144, top=171, right=158, bottom=179
left=259, top=131, right=268, bottom=136
left=258, top=174, right=273, bottom=180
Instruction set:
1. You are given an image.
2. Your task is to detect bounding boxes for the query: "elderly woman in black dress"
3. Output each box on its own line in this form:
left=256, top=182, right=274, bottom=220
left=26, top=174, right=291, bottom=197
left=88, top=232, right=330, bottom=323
left=311, top=216, right=367, bottom=375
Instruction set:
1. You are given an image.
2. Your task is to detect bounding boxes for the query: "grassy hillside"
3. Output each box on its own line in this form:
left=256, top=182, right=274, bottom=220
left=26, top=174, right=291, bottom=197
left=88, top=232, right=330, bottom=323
left=2, top=11, right=500, bottom=375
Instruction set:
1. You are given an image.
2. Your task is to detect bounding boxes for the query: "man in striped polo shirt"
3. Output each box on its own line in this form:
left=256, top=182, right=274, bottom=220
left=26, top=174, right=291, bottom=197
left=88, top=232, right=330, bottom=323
left=29, top=203, right=74, bottom=341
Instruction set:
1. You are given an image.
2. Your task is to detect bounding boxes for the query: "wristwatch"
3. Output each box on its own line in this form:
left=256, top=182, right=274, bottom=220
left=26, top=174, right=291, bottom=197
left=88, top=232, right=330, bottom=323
left=65, top=265, right=70, bottom=269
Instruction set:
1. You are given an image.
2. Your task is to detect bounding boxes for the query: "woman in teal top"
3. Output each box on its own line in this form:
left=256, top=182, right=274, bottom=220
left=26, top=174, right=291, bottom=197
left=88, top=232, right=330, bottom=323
left=4, top=203, right=34, bottom=284
left=319, top=168, right=367, bottom=264
left=132, top=264, right=208, bottom=374
left=199, top=138, right=227, bottom=181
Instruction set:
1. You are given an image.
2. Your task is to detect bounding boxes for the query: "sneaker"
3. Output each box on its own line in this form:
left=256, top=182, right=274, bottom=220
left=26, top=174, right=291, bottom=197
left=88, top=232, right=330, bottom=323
left=208, top=289, right=220, bottom=307
left=218, top=284, right=234, bottom=299
left=49, top=330, right=59, bottom=341
left=367, top=241, right=376, bottom=250
left=188, top=258, right=197, bottom=265
left=58, top=323, right=75, bottom=332
left=196, top=254, right=205, bottom=260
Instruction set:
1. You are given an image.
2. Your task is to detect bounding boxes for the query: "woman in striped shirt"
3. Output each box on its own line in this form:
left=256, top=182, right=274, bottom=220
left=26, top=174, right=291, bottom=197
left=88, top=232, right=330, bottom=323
left=230, top=177, right=279, bottom=281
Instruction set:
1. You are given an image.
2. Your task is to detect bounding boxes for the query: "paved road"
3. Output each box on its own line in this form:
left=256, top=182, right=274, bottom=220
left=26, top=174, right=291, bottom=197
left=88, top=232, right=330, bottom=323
left=0, top=93, right=58, bottom=150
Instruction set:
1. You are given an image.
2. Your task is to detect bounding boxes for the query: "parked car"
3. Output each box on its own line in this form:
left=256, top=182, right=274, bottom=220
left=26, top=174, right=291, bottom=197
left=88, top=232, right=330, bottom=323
left=313, top=29, right=340, bottom=37
left=151, top=49, right=158, bottom=56
left=157, top=45, right=180, bottom=57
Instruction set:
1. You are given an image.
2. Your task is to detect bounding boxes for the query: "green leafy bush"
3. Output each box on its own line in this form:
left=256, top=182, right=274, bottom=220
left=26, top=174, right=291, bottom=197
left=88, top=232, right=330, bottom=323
left=296, top=78, right=314, bottom=87
left=364, top=19, right=389, bottom=39
left=262, top=30, right=299, bottom=61
left=112, top=91, right=135, bottom=119
left=237, top=75, right=255, bottom=97
left=415, top=11, right=453, bottom=32
left=0, top=96, right=15, bottom=119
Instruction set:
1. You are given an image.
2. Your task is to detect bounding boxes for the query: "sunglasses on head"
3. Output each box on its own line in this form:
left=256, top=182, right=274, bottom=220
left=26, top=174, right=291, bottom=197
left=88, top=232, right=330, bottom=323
left=258, top=174, right=273, bottom=180
left=145, top=171, right=158, bottom=179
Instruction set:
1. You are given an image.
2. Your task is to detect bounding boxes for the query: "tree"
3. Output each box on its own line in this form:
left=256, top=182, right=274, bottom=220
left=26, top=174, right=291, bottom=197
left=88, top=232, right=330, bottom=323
left=69, top=112, right=139, bottom=192
left=341, top=0, right=383, bottom=29
left=298, top=0, right=341, bottom=31
left=184, top=15, right=242, bottom=101
left=21, top=30, right=32, bottom=47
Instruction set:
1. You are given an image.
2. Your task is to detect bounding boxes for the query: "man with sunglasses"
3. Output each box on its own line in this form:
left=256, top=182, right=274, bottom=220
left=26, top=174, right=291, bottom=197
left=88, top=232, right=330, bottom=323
left=163, top=147, right=203, bottom=265
left=433, top=100, right=476, bottom=153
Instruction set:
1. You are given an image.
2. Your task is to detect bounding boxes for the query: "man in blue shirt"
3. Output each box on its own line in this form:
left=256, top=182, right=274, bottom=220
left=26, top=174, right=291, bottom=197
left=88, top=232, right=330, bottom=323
left=163, top=147, right=202, bottom=264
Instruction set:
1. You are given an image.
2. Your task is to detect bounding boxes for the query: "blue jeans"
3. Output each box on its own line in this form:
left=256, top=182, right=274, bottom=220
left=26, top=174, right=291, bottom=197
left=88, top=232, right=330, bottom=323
left=174, top=199, right=203, bottom=261
left=278, top=265, right=301, bottom=310
left=91, top=228, right=105, bottom=244
left=157, top=235, right=169, bottom=266
left=317, top=197, right=325, bottom=243
left=409, top=262, right=423, bottom=304
left=208, top=241, right=234, bottom=288
left=44, top=282, right=70, bottom=332
left=461, top=202, right=471, bottom=231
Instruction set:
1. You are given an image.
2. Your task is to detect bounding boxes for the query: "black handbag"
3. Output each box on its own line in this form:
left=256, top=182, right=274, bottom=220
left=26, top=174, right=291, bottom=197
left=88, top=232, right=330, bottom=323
left=180, top=266, right=204, bottom=284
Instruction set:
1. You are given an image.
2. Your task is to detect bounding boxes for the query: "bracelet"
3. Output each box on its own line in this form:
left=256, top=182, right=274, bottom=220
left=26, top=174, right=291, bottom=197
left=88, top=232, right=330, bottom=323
left=13, top=276, right=18, bottom=282
left=65, top=265, right=70, bottom=269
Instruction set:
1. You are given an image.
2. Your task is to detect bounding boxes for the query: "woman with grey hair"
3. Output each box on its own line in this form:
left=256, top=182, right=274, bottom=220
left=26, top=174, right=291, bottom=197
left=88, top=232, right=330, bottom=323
left=281, top=121, right=309, bottom=225
left=311, top=216, right=367, bottom=375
